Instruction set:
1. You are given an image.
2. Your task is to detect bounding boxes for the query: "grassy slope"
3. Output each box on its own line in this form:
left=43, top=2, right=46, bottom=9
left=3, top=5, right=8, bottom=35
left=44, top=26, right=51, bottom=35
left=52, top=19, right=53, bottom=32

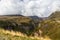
left=0, top=28, right=39, bottom=40
left=0, top=16, right=35, bottom=35
left=0, top=16, right=51, bottom=40
left=0, top=28, right=51, bottom=40
left=1, top=11, right=60, bottom=40
left=40, top=11, right=60, bottom=40
left=0, top=16, right=39, bottom=40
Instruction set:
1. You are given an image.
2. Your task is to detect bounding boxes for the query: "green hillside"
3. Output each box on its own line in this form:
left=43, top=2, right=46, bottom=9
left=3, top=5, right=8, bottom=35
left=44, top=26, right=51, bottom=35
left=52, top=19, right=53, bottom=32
left=0, top=16, right=41, bottom=40
left=0, top=11, right=60, bottom=40
left=40, top=11, right=60, bottom=40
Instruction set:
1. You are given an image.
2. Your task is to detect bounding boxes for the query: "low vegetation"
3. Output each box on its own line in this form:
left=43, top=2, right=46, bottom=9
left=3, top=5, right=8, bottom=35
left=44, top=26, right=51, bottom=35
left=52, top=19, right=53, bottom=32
left=40, top=11, right=60, bottom=40
left=0, top=11, right=60, bottom=40
left=0, top=16, right=42, bottom=40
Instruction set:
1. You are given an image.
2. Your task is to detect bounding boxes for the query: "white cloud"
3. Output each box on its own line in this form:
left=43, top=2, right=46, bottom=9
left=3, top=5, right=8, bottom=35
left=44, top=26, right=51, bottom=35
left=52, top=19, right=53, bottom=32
left=0, top=0, right=60, bottom=17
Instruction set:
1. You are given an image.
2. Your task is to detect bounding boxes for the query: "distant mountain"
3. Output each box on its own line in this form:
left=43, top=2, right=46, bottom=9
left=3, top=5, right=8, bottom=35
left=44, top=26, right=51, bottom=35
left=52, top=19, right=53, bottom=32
left=29, top=16, right=49, bottom=22
left=2, top=14, right=23, bottom=16
left=2, top=14, right=48, bottom=21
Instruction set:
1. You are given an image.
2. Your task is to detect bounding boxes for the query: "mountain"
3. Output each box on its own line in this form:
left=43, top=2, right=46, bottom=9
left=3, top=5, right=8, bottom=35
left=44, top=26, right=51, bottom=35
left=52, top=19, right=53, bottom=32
left=0, top=11, right=60, bottom=40
left=39, top=11, right=60, bottom=40
left=49, top=11, right=60, bottom=18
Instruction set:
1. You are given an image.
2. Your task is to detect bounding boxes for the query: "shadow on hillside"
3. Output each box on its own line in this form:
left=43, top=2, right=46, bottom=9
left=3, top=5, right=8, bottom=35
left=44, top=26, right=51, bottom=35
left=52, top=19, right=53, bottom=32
left=0, top=20, right=38, bottom=36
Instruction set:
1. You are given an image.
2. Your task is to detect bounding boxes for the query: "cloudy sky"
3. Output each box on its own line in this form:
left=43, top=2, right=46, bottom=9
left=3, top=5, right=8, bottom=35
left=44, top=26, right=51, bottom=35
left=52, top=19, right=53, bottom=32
left=0, top=0, right=60, bottom=17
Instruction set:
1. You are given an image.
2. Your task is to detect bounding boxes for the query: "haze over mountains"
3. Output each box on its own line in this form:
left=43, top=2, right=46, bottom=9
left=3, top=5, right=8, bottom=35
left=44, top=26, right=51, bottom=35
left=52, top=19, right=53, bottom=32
left=0, top=0, right=60, bottom=17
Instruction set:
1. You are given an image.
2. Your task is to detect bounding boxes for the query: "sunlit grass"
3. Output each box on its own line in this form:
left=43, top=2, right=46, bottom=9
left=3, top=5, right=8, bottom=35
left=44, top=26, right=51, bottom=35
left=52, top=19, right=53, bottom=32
left=0, top=28, right=51, bottom=40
